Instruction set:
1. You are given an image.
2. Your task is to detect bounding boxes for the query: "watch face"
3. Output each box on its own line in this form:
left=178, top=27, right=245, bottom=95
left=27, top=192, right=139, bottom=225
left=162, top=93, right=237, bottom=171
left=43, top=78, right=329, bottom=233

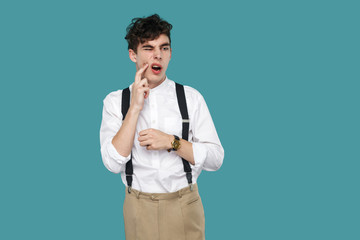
left=173, top=140, right=180, bottom=150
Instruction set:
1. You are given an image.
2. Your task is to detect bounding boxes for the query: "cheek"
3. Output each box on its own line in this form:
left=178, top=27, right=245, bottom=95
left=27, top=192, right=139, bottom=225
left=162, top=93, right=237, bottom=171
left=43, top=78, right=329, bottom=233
left=145, top=68, right=151, bottom=76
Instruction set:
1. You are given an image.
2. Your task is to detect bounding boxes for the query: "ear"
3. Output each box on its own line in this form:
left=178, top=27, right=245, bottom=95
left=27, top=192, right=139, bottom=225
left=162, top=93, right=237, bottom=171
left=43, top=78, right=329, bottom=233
left=129, top=49, right=137, bottom=63
left=170, top=47, right=172, bottom=60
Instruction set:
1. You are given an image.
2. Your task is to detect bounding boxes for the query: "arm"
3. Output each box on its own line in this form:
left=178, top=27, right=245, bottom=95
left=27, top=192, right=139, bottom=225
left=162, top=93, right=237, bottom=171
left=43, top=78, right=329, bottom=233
left=190, top=91, right=224, bottom=171
left=112, top=63, right=150, bottom=157
left=137, top=130, right=195, bottom=165
left=100, top=64, right=150, bottom=173
left=100, top=94, right=131, bottom=173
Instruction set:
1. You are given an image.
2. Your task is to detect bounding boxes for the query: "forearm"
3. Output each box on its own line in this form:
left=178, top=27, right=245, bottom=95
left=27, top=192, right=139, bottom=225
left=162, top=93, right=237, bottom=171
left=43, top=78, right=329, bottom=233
left=171, top=137, right=195, bottom=166
left=137, top=129, right=195, bottom=165
left=112, top=106, right=140, bottom=157
left=173, top=136, right=224, bottom=171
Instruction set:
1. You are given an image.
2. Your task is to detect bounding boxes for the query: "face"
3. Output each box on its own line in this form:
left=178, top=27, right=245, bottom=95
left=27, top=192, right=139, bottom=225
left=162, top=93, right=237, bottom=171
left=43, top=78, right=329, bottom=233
left=129, top=34, right=172, bottom=87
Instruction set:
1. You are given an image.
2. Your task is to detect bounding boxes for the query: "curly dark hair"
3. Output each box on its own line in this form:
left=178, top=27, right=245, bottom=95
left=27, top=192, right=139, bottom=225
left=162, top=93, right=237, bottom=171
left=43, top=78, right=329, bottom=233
left=125, top=14, right=173, bottom=53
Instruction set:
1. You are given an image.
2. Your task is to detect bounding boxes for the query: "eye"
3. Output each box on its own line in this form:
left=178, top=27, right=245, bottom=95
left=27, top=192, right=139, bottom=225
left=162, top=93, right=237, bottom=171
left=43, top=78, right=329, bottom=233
left=163, top=47, right=169, bottom=50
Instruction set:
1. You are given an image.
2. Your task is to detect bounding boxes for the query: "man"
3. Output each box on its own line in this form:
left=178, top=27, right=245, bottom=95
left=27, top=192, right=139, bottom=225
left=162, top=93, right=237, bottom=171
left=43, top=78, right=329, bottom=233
left=100, top=14, right=224, bottom=240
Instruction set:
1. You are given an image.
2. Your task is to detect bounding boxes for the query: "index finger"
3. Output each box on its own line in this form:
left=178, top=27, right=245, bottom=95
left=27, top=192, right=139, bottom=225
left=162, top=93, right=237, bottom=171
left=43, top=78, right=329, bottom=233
left=139, top=129, right=148, bottom=136
left=135, top=63, right=149, bottom=82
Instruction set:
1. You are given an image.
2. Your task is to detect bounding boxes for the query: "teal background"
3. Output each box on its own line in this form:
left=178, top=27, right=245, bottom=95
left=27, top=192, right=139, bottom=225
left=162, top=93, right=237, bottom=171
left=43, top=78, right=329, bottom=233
left=1, top=0, right=359, bottom=239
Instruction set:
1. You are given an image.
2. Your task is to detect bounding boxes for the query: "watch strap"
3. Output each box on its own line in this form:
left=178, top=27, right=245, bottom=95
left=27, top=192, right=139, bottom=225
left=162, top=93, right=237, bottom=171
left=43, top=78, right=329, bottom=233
left=172, top=135, right=180, bottom=151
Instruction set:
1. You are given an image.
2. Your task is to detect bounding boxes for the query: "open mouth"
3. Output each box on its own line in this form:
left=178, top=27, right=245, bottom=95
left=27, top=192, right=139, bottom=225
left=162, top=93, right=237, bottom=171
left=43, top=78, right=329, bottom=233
left=151, top=64, right=162, bottom=74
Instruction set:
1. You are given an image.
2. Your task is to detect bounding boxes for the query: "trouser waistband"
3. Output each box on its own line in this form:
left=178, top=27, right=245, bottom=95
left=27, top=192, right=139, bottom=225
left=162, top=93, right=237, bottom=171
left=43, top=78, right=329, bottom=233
left=126, top=184, right=198, bottom=200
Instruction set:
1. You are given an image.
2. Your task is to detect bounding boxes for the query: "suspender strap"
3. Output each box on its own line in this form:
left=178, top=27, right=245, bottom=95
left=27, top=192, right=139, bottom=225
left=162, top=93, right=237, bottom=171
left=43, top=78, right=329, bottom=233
left=121, top=88, right=133, bottom=189
left=175, top=83, right=193, bottom=185
left=121, top=87, right=130, bottom=121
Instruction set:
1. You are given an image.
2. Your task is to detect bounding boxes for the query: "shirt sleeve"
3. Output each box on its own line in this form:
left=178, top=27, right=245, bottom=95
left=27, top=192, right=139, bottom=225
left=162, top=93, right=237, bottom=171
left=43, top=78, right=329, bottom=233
left=99, top=91, right=131, bottom=174
left=191, top=91, right=224, bottom=171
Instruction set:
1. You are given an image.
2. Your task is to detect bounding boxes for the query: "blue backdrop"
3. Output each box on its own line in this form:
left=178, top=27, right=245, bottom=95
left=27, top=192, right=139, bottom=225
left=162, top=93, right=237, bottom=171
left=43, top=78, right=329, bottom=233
left=1, top=0, right=359, bottom=239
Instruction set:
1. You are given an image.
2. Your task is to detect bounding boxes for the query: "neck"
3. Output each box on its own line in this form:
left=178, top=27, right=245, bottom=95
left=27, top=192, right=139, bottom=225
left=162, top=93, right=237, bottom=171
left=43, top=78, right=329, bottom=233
left=149, top=76, right=166, bottom=89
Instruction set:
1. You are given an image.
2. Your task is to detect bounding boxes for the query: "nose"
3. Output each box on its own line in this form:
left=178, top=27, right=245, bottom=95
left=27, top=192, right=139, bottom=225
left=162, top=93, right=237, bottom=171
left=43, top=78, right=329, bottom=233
left=153, top=48, right=162, bottom=60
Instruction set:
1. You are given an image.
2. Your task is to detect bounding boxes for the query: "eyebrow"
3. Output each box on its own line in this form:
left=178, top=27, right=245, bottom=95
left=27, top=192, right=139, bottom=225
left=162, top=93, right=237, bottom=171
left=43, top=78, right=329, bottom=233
left=142, top=43, right=170, bottom=48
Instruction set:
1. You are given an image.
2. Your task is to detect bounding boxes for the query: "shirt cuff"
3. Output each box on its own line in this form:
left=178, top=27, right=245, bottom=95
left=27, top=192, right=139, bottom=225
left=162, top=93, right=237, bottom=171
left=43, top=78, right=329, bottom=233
left=192, top=142, right=207, bottom=169
left=106, top=138, right=131, bottom=165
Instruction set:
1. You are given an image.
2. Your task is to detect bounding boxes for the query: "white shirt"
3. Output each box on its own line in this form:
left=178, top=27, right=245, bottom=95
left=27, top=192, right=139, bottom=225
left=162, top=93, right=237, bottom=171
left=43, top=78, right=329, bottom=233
left=99, top=76, right=224, bottom=193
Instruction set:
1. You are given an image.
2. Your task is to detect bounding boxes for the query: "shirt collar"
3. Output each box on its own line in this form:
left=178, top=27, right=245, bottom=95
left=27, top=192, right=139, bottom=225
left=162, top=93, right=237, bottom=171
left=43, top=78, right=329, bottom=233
left=149, top=75, right=170, bottom=94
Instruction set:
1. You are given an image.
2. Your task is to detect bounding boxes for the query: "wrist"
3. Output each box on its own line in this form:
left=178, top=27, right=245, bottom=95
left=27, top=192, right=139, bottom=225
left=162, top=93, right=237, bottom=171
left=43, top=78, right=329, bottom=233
left=128, top=105, right=141, bottom=115
left=167, top=134, right=173, bottom=150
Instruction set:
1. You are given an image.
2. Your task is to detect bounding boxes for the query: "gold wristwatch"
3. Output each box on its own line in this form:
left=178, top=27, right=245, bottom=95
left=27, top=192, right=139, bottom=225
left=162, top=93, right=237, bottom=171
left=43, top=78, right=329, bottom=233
left=168, top=135, right=181, bottom=152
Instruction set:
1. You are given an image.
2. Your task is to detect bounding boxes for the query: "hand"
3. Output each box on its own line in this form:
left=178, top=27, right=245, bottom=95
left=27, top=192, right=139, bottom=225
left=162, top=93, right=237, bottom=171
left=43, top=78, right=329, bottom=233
left=130, top=63, right=149, bottom=111
left=138, top=128, right=173, bottom=151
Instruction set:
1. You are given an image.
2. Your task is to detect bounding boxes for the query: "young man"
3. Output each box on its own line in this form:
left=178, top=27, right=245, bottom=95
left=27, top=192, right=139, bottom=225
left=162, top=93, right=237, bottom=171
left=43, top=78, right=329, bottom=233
left=100, top=14, right=224, bottom=240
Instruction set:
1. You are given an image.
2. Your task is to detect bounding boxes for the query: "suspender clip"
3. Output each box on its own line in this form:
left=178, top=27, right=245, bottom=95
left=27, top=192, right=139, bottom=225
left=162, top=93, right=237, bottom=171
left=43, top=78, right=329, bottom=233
left=190, top=183, right=193, bottom=191
left=128, top=186, right=132, bottom=194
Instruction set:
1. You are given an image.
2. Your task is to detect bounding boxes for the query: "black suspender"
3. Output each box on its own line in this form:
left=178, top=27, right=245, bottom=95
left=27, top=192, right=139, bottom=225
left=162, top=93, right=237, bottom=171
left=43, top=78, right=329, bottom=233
left=120, top=83, right=193, bottom=193
left=175, top=83, right=193, bottom=189
left=121, top=87, right=130, bottom=120
left=121, top=88, right=133, bottom=192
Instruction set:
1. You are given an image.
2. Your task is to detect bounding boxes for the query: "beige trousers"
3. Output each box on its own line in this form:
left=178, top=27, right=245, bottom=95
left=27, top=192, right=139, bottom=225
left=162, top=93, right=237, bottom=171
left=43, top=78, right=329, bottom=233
left=123, top=183, right=205, bottom=240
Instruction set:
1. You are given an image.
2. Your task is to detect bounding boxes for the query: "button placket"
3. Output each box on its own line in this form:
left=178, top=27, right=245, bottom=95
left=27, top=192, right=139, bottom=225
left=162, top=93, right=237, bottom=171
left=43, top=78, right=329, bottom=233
left=150, top=94, right=160, bottom=169
left=150, top=95, right=158, bottom=128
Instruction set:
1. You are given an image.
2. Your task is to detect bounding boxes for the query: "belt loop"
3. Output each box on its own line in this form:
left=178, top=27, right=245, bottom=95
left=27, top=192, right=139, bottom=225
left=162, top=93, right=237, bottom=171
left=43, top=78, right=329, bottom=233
left=135, top=190, right=140, bottom=199
left=178, top=190, right=182, bottom=198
